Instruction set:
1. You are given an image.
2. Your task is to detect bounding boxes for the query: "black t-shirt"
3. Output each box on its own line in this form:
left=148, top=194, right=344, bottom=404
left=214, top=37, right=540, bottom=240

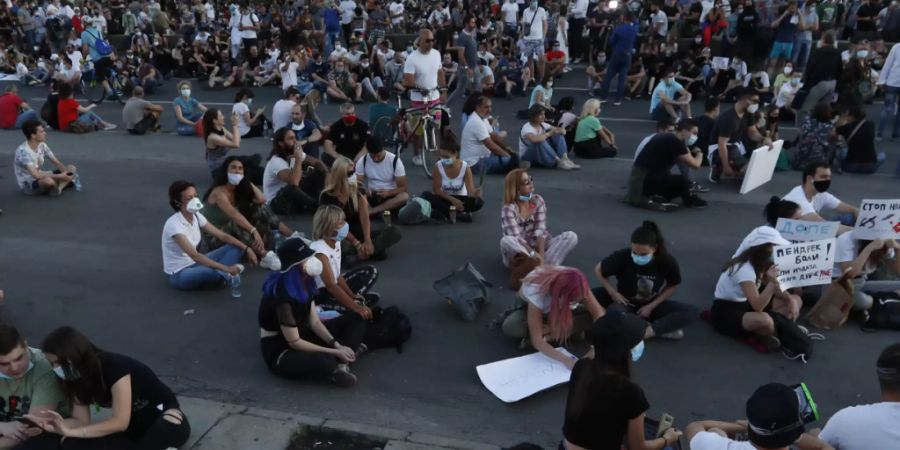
left=837, top=119, right=877, bottom=164
left=714, top=108, right=752, bottom=146
left=634, top=133, right=688, bottom=173
left=736, top=9, right=759, bottom=40
left=856, top=3, right=879, bottom=32
left=600, top=248, right=682, bottom=304
left=563, top=365, right=649, bottom=450
left=97, top=352, right=178, bottom=439
left=258, top=277, right=318, bottom=334
left=328, top=118, right=369, bottom=160
left=320, top=191, right=364, bottom=239
left=687, top=2, right=703, bottom=25
left=695, top=114, right=716, bottom=153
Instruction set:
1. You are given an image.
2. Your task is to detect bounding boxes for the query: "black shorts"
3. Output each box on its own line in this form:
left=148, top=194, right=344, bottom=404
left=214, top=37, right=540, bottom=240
left=93, top=56, right=112, bottom=82
left=128, top=113, right=157, bottom=135
left=710, top=299, right=754, bottom=339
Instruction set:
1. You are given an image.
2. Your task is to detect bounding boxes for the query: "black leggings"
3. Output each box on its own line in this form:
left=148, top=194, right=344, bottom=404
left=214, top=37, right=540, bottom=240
left=261, top=313, right=367, bottom=381
left=420, top=191, right=485, bottom=219
left=642, top=171, right=691, bottom=203
left=573, top=136, right=617, bottom=159
left=242, top=115, right=271, bottom=138
left=21, top=411, right=191, bottom=450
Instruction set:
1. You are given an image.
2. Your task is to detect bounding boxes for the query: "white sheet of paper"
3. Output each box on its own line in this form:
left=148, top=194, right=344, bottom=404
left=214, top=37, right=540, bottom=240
left=476, top=348, right=575, bottom=403
left=739, top=140, right=783, bottom=194
left=774, top=238, right=836, bottom=290
left=712, top=57, right=729, bottom=70
left=775, top=218, right=840, bottom=242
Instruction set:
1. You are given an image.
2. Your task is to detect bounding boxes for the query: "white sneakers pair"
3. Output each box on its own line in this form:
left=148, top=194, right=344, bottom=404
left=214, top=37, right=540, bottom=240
left=558, top=158, right=581, bottom=171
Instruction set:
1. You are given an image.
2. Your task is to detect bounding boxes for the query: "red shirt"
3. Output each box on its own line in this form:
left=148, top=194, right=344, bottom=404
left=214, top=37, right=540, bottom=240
left=57, top=98, right=79, bottom=131
left=545, top=50, right=565, bottom=62
left=72, top=15, right=83, bottom=34
left=0, top=93, right=23, bottom=128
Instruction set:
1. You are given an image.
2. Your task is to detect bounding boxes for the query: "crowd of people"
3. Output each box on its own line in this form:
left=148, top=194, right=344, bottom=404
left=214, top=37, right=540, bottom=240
left=1, top=0, right=900, bottom=449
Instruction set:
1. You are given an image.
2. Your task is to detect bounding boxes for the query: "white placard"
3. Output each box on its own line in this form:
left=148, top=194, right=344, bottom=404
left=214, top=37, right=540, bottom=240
left=774, top=238, right=836, bottom=290
left=739, top=140, right=783, bottom=194
left=775, top=218, right=840, bottom=242
left=476, top=348, right=575, bottom=403
left=853, top=199, right=900, bottom=240
left=712, top=57, right=730, bottom=70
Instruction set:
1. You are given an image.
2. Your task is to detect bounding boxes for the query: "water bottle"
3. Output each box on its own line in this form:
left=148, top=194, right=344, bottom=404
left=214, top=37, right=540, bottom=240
left=230, top=274, right=242, bottom=298
left=73, top=174, right=82, bottom=192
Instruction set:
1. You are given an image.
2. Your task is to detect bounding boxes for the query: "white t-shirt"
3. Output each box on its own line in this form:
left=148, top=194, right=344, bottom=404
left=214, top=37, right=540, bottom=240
left=652, top=9, right=668, bottom=38
left=776, top=81, right=802, bottom=108
left=310, top=239, right=341, bottom=289
left=519, top=280, right=551, bottom=312
left=330, top=46, right=348, bottom=62
left=161, top=212, right=208, bottom=275
left=460, top=113, right=493, bottom=166
left=518, top=122, right=550, bottom=157
left=280, top=62, right=299, bottom=91
left=402, top=49, right=442, bottom=102
left=819, top=402, right=900, bottom=450
left=501, top=1, right=518, bottom=23
left=232, top=101, right=252, bottom=136
left=263, top=156, right=293, bottom=202
left=521, top=7, right=547, bottom=40
left=355, top=152, right=406, bottom=192
left=782, top=185, right=841, bottom=216
left=340, top=0, right=357, bottom=24
left=238, top=12, right=258, bottom=39
left=832, top=232, right=895, bottom=278
left=713, top=262, right=758, bottom=302
left=272, top=99, right=296, bottom=131
left=743, top=71, right=770, bottom=89
left=690, top=432, right=757, bottom=450
left=389, top=1, right=404, bottom=24
left=66, top=50, right=83, bottom=70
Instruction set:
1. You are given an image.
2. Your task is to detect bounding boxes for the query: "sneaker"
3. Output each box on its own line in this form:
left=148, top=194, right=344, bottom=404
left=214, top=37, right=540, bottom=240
left=613, top=101, right=622, bottom=106
left=102, top=123, right=117, bottom=131
left=685, top=195, right=708, bottom=209
left=355, top=343, right=368, bottom=358
left=689, top=181, right=710, bottom=193
left=518, top=160, right=531, bottom=169
left=411, top=154, right=424, bottom=166
left=645, top=200, right=678, bottom=212
left=457, top=212, right=473, bottom=223
left=558, top=158, right=578, bottom=171
left=330, top=365, right=357, bottom=388
left=708, top=163, right=721, bottom=184
left=758, top=334, right=781, bottom=352
left=259, top=251, right=282, bottom=271
left=659, top=330, right=684, bottom=340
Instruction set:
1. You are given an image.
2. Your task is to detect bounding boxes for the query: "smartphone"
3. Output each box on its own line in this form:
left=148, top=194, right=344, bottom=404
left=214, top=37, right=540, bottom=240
left=656, top=413, right=674, bottom=438
left=12, top=416, right=39, bottom=428
left=793, top=383, right=820, bottom=424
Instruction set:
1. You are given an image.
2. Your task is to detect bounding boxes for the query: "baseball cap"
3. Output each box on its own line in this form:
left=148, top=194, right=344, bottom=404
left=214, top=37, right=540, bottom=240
left=746, top=383, right=805, bottom=448
left=591, top=310, right=646, bottom=361
left=733, top=226, right=791, bottom=257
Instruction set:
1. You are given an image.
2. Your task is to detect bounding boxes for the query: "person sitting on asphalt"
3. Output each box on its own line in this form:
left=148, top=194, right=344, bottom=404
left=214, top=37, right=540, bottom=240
left=354, top=136, right=410, bottom=218
left=500, top=265, right=605, bottom=367
left=686, top=383, right=833, bottom=450
left=791, top=102, right=837, bottom=171
left=782, top=161, right=859, bottom=233
left=14, top=120, right=78, bottom=197
left=528, top=75, right=555, bottom=112
left=500, top=168, right=578, bottom=267
left=420, top=132, right=484, bottom=223
left=309, top=205, right=380, bottom=321
left=122, top=86, right=163, bottom=135
left=710, top=88, right=766, bottom=183
left=832, top=236, right=900, bottom=313
left=573, top=98, right=617, bottom=159
left=321, top=157, right=402, bottom=261
left=32, top=326, right=190, bottom=450
left=835, top=104, right=885, bottom=174
left=593, top=221, right=699, bottom=341
left=264, top=127, right=327, bottom=215
left=200, top=155, right=296, bottom=272
left=0, top=85, right=39, bottom=129
left=161, top=180, right=258, bottom=290
left=819, top=343, right=900, bottom=450
left=0, top=323, right=70, bottom=450
left=649, top=67, right=693, bottom=122
left=272, top=86, right=301, bottom=131
left=461, top=95, right=520, bottom=175
left=258, top=238, right=366, bottom=388
left=232, top=87, right=272, bottom=139
left=323, top=103, right=370, bottom=166
left=563, top=311, right=683, bottom=450
left=202, top=108, right=245, bottom=178
left=56, top=82, right=116, bottom=132
left=173, top=80, right=208, bottom=136
left=518, top=105, right=580, bottom=170
left=709, top=227, right=797, bottom=351
left=624, top=119, right=707, bottom=211
left=290, top=103, right=326, bottom=158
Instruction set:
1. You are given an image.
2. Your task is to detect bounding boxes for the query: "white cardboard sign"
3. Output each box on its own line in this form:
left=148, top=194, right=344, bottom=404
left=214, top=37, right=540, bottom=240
left=775, top=218, right=840, bottom=242
left=476, top=348, right=575, bottom=403
left=774, top=238, right=836, bottom=290
left=853, top=199, right=900, bottom=240
left=740, top=140, right=783, bottom=194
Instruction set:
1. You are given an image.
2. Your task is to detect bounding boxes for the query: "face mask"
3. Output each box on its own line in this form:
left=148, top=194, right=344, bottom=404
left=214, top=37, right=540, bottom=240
left=630, top=341, right=645, bottom=362
left=546, top=81, right=553, bottom=88
left=857, top=50, right=869, bottom=59
left=343, top=115, right=357, bottom=126
left=52, top=365, right=79, bottom=380
left=333, top=222, right=350, bottom=241
left=244, top=98, right=253, bottom=106
left=181, top=88, right=191, bottom=97
left=518, top=192, right=533, bottom=202
left=694, top=36, right=702, bottom=44
left=685, top=134, right=698, bottom=146
left=347, top=175, right=357, bottom=186
left=631, top=252, right=653, bottom=266
left=0, top=360, right=34, bottom=379
left=813, top=179, right=831, bottom=193
left=302, top=257, right=323, bottom=277
left=530, top=1, right=538, bottom=9
left=783, top=66, right=793, bottom=75
left=440, top=157, right=455, bottom=166
left=361, top=62, right=369, bottom=68
left=746, top=103, right=759, bottom=114
left=227, top=173, right=244, bottom=185
left=758, top=118, right=766, bottom=128
left=666, top=78, right=674, bottom=86
left=335, top=44, right=342, bottom=50
left=185, top=197, right=203, bottom=214
left=791, top=78, right=801, bottom=86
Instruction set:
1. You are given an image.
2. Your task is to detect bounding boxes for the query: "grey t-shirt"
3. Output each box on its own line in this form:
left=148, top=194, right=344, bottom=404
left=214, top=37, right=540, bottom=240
left=122, top=97, right=152, bottom=130
left=456, top=30, right=477, bottom=68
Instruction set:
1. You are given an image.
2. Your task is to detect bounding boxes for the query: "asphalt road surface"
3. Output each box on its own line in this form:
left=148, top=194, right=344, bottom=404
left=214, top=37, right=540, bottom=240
left=0, top=73, right=898, bottom=449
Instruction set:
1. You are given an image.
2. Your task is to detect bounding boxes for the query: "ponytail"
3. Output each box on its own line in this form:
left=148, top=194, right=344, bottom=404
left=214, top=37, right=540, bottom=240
left=764, top=196, right=800, bottom=227
left=630, top=221, right=667, bottom=258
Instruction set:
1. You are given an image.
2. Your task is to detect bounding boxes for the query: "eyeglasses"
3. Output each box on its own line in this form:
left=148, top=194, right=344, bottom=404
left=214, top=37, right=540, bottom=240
left=522, top=176, right=533, bottom=185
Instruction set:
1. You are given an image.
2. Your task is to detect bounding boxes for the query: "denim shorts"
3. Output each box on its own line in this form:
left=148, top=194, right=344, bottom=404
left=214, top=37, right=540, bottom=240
left=522, top=39, right=544, bottom=60
left=769, top=41, right=793, bottom=59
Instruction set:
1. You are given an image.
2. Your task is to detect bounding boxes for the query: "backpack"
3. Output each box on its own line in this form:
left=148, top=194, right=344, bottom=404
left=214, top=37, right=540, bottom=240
left=85, top=28, right=113, bottom=57
left=770, top=312, right=816, bottom=363
left=363, top=305, right=411, bottom=352
left=67, top=121, right=93, bottom=134
left=397, top=197, right=432, bottom=224
left=863, top=292, right=900, bottom=332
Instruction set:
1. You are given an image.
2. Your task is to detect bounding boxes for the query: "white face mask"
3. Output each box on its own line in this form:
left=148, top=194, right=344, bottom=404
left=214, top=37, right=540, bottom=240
left=244, top=98, right=253, bottom=106
left=347, top=175, right=357, bottom=186
left=227, top=173, right=244, bottom=185
left=783, top=66, right=793, bottom=74
left=302, top=257, right=323, bottom=276
left=746, top=103, right=759, bottom=114
left=181, top=88, right=191, bottom=97
left=185, top=197, right=203, bottom=213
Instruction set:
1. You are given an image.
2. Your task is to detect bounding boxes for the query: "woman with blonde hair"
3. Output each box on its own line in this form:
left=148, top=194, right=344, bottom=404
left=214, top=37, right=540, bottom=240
left=320, top=157, right=401, bottom=261
left=573, top=98, right=617, bottom=158
left=500, top=169, right=578, bottom=267
left=302, top=90, right=328, bottom=133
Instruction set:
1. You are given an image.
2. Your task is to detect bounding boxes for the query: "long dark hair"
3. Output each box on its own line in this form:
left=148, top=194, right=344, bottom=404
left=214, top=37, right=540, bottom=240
left=630, top=220, right=668, bottom=260
left=202, top=108, right=223, bottom=141
left=203, top=156, right=255, bottom=217
left=566, top=346, right=632, bottom=420
left=722, top=244, right=773, bottom=277
left=764, top=196, right=800, bottom=227
left=268, top=127, right=294, bottom=161
left=41, top=326, right=105, bottom=406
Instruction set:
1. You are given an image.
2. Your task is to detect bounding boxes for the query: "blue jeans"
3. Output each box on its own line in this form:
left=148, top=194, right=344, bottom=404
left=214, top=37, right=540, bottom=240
left=168, top=245, right=243, bottom=290
left=600, top=51, right=632, bottom=102
left=471, top=154, right=515, bottom=181
left=792, top=38, right=813, bottom=71
left=176, top=111, right=203, bottom=136
left=76, top=111, right=103, bottom=126
left=877, top=85, right=900, bottom=139
left=522, top=134, right=567, bottom=167
left=13, top=110, right=38, bottom=129
left=132, top=77, right=159, bottom=94
left=837, top=147, right=887, bottom=174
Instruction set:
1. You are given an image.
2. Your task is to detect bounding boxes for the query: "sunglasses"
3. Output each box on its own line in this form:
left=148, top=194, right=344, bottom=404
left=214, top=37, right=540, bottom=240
left=522, top=176, right=533, bottom=185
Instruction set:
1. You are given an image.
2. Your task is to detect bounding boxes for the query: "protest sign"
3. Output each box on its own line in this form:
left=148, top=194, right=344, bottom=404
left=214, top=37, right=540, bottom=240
left=853, top=199, right=900, bottom=240
left=774, top=238, right=836, bottom=290
left=775, top=218, right=840, bottom=242
left=712, top=57, right=730, bottom=70
left=476, top=348, right=575, bottom=403
left=740, top=140, right=783, bottom=194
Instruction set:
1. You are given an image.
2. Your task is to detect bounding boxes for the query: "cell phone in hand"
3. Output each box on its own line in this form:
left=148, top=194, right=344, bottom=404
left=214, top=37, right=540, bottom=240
left=13, top=416, right=39, bottom=428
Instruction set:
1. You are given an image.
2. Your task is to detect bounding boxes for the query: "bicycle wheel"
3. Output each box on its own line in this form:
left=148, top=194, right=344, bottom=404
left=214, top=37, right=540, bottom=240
left=114, top=76, right=128, bottom=105
left=372, top=116, right=401, bottom=154
left=83, top=76, right=106, bottom=104
left=421, top=119, right=439, bottom=178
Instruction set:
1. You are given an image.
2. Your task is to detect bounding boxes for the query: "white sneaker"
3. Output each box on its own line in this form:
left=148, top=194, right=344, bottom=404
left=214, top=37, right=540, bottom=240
left=558, top=159, right=577, bottom=171
left=411, top=154, right=424, bottom=166
left=102, top=123, right=117, bottom=131
left=659, top=330, right=684, bottom=340
left=259, top=251, right=282, bottom=271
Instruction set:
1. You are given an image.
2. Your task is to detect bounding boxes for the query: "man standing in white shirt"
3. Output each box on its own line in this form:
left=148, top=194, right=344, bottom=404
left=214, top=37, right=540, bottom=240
left=388, top=0, right=404, bottom=30
left=521, top=0, right=548, bottom=81
left=781, top=161, right=859, bottom=233
left=819, top=343, right=900, bottom=450
left=236, top=3, right=259, bottom=60
left=568, top=0, right=588, bottom=63
left=501, top=0, right=519, bottom=36
left=876, top=42, right=900, bottom=140
left=649, top=2, right=668, bottom=40
left=402, top=29, right=447, bottom=166
left=339, top=0, right=356, bottom=46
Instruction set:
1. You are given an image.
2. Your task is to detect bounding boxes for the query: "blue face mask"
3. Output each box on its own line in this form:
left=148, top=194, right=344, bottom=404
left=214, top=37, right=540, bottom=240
left=439, top=157, right=455, bottom=166
left=631, top=252, right=653, bottom=266
left=333, top=223, right=350, bottom=242
left=0, top=360, right=33, bottom=380
left=630, top=341, right=645, bottom=362
left=52, top=365, right=79, bottom=380
left=518, top=192, right=533, bottom=202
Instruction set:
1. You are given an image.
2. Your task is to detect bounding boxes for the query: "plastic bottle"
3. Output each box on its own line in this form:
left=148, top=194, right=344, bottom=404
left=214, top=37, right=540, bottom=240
left=73, top=175, right=82, bottom=192
left=230, top=274, right=242, bottom=298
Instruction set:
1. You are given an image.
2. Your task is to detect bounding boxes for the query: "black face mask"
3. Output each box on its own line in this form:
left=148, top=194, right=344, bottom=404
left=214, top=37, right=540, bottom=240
left=813, top=179, right=831, bottom=193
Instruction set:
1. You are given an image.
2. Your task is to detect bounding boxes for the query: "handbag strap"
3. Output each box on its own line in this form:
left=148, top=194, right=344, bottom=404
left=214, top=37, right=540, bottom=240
left=846, top=119, right=866, bottom=144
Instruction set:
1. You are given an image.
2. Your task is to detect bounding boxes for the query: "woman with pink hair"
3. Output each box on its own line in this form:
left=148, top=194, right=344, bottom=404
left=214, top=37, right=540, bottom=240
left=501, top=265, right=605, bottom=368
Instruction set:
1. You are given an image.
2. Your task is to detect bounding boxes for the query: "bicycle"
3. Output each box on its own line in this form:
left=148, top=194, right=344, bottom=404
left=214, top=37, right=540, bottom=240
left=80, top=64, right=128, bottom=105
left=372, top=90, right=449, bottom=178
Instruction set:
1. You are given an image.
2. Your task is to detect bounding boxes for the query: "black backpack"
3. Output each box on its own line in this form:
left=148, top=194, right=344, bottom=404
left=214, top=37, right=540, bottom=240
left=863, top=292, right=900, bottom=332
left=363, top=306, right=411, bottom=353
left=770, top=312, right=814, bottom=363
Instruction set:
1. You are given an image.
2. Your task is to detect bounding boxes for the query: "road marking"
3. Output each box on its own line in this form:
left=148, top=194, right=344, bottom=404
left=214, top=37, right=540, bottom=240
left=30, top=97, right=235, bottom=106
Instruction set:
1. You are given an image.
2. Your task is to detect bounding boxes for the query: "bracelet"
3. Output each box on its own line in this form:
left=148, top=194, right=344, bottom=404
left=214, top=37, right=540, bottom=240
left=243, top=246, right=249, bottom=254
left=329, top=338, right=338, bottom=347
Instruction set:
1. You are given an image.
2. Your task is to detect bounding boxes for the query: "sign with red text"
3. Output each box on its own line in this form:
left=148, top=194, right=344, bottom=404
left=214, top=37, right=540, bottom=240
left=853, top=199, right=900, bottom=240
left=774, top=239, right=836, bottom=289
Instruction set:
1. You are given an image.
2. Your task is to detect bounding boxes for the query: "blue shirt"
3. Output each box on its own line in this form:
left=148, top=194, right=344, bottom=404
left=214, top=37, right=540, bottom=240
left=323, top=8, right=341, bottom=32
left=173, top=96, right=202, bottom=123
left=609, top=22, right=638, bottom=56
left=81, top=27, right=104, bottom=62
left=649, top=80, right=684, bottom=113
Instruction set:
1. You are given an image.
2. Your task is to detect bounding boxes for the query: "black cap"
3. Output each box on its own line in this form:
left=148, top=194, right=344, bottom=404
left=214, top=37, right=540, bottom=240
left=746, top=383, right=805, bottom=448
left=591, top=310, right=646, bottom=361
left=276, top=238, right=315, bottom=273
left=877, top=343, right=900, bottom=381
